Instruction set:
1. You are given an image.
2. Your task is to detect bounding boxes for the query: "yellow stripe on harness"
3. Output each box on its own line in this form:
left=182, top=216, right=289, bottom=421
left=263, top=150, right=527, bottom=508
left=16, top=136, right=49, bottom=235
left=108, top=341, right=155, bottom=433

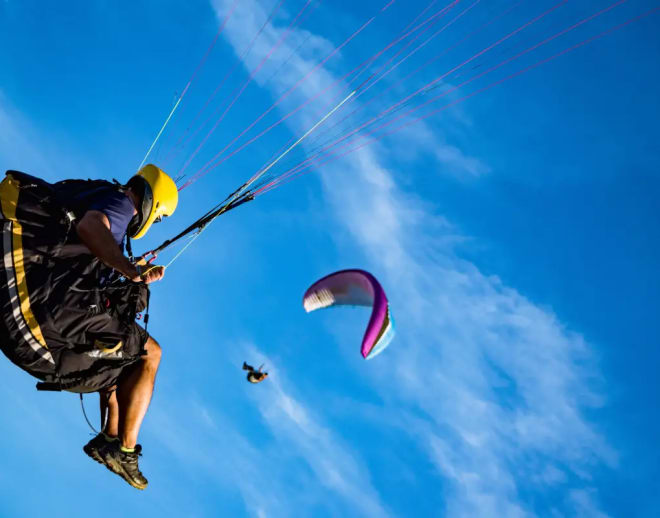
left=0, top=174, right=48, bottom=349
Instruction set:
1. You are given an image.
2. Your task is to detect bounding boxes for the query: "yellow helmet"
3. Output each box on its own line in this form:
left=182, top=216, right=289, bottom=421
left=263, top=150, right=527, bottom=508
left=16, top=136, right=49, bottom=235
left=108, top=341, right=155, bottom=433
left=128, top=164, right=178, bottom=239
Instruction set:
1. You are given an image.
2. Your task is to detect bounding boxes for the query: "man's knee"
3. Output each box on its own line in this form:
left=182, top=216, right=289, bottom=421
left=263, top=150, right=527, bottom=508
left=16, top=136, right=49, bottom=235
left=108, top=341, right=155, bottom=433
left=143, top=336, right=162, bottom=364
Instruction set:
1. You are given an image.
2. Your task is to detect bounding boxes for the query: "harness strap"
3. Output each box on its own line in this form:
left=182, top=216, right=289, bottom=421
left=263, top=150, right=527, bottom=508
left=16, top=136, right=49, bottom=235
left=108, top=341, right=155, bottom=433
left=35, top=381, right=62, bottom=392
left=125, top=236, right=134, bottom=263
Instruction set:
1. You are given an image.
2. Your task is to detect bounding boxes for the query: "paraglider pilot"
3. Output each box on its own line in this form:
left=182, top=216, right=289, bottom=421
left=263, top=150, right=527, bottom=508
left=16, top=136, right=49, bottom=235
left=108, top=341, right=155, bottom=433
left=79, top=166, right=177, bottom=489
left=0, top=165, right=178, bottom=490
left=243, top=362, right=268, bottom=383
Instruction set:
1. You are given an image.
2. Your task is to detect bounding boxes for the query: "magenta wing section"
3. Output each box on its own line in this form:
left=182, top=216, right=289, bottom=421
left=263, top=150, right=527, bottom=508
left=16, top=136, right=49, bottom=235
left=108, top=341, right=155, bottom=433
left=302, top=269, right=394, bottom=359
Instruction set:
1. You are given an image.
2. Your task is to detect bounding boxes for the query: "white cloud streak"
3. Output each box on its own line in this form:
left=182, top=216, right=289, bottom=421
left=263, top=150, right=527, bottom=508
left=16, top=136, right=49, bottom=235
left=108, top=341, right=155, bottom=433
left=0, top=91, right=96, bottom=181
left=201, top=1, right=614, bottom=516
left=151, top=342, right=390, bottom=517
left=0, top=93, right=52, bottom=173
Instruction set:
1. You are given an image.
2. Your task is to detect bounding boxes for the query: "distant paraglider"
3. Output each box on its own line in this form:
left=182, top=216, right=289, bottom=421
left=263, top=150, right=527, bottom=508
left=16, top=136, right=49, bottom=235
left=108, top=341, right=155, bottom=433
left=243, top=362, right=268, bottom=384
left=303, top=269, right=394, bottom=359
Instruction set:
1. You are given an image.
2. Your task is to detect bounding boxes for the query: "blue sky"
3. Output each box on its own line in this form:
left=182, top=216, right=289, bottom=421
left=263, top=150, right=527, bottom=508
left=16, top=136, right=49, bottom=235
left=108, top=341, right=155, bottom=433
left=1, top=0, right=659, bottom=516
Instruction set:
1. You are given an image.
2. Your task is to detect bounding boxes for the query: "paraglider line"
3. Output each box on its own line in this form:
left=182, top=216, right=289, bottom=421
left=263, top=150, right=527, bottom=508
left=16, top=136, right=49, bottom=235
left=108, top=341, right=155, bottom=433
left=257, top=4, right=656, bottom=195
left=138, top=0, right=240, bottom=170
left=138, top=96, right=182, bottom=171
left=288, top=0, right=623, bottom=174
left=176, top=0, right=315, bottom=179
left=346, top=0, right=441, bottom=89
left=182, top=0, right=478, bottom=189
left=245, top=89, right=357, bottom=188
left=182, top=0, right=462, bottom=189
left=357, top=0, right=480, bottom=101
left=257, top=0, right=569, bottom=191
left=162, top=0, right=289, bottom=170
left=150, top=1, right=654, bottom=266
left=302, top=0, right=490, bottom=156
left=164, top=231, right=203, bottom=268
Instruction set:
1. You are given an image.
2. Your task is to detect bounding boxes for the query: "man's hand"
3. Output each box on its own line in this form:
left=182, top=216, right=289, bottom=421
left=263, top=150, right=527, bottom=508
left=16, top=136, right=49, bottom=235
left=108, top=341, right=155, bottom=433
left=132, top=265, right=166, bottom=284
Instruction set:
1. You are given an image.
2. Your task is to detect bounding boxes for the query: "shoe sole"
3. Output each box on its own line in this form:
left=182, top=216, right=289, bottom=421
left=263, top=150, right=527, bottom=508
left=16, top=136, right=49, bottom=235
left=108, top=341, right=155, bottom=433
left=85, top=443, right=148, bottom=490
left=104, top=456, right=148, bottom=490
left=84, top=445, right=126, bottom=485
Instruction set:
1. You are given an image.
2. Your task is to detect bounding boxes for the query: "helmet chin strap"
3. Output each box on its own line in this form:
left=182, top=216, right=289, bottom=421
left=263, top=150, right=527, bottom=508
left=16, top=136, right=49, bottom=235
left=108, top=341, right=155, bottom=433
left=127, top=215, right=140, bottom=241
left=125, top=176, right=153, bottom=239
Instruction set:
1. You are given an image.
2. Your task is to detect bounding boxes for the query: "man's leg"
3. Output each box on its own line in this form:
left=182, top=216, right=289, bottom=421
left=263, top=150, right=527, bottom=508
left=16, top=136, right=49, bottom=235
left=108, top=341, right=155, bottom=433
left=116, top=336, right=162, bottom=449
left=100, top=387, right=119, bottom=437
left=83, top=387, right=119, bottom=465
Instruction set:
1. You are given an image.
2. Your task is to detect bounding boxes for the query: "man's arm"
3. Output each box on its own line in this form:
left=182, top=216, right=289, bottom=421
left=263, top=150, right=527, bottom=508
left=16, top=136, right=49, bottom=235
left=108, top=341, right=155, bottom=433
left=76, top=210, right=140, bottom=279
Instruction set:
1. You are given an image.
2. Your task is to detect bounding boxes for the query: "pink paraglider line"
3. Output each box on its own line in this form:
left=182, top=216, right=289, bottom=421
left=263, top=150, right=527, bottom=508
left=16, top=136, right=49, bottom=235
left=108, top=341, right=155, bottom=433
left=256, top=0, right=637, bottom=195
left=177, top=0, right=315, bottom=181
left=180, top=0, right=462, bottom=190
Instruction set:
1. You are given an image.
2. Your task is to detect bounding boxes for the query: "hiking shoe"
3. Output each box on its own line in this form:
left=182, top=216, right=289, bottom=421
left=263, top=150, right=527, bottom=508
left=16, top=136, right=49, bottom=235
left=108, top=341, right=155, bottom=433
left=83, top=433, right=117, bottom=466
left=101, top=443, right=149, bottom=490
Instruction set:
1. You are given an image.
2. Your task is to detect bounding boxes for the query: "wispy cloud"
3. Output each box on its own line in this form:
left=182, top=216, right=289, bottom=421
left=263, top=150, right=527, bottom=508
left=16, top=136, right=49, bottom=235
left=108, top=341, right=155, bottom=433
left=0, top=92, right=52, bottom=173
left=152, top=342, right=389, bottom=517
left=206, top=1, right=614, bottom=515
left=0, top=91, right=95, bottom=180
left=255, top=358, right=390, bottom=516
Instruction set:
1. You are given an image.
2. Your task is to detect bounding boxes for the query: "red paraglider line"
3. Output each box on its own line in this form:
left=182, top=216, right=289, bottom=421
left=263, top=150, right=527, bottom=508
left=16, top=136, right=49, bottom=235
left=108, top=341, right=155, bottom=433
left=254, top=0, right=660, bottom=196
left=256, top=0, right=568, bottom=191
left=302, top=0, right=493, bottom=156
left=200, top=0, right=460, bottom=184
left=258, top=5, right=322, bottom=88
left=179, top=0, right=240, bottom=101
left=180, top=0, right=409, bottom=190
left=176, top=0, right=315, bottom=179
left=186, top=0, right=553, bottom=188
left=296, top=0, right=616, bottom=163
left=283, top=0, right=454, bottom=154
left=345, top=0, right=442, bottom=91
left=358, top=0, right=480, bottom=98
left=347, top=0, right=629, bottom=148
left=180, top=0, right=468, bottom=190
left=396, top=0, right=526, bottom=93
left=163, top=0, right=288, bottom=169
left=170, top=1, right=323, bottom=174
left=138, top=0, right=239, bottom=170
left=305, top=0, right=445, bottom=154
left=382, top=0, right=397, bottom=11
left=352, top=0, right=465, bottom=94
left=221, top=0, right=465, bottom=185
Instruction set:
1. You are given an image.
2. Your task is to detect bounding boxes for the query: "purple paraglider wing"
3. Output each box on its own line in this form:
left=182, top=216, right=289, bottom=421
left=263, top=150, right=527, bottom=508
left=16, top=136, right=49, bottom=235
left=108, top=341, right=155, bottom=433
left=303, top=269, right=394, bottom=359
